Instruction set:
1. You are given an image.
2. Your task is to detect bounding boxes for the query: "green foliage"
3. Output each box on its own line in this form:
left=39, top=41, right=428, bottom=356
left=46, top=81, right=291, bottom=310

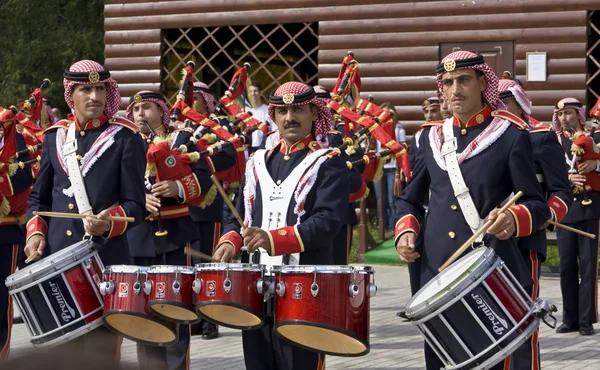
left=349, top=217, right=383, bottom=264
left=543, top=243, right=600, bottom=268
left=0, top=0, right=105, bottom=113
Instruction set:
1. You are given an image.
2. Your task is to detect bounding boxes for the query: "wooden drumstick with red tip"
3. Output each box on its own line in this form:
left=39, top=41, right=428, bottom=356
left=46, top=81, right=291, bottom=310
left=439, top=191, right=523, bottom=272
left=210, top=174, right=246, bottom=231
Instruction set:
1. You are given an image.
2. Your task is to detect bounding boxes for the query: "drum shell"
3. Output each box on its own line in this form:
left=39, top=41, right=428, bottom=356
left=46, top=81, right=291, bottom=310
left=194, top=265, right=265, bottom=330
left=102, top=269, right=177, bottom=346
left=147, top=268, right=198, bottom=324
left=6, top=241, right=105, bottom=347
left=273, top=267, right=372, bottom=356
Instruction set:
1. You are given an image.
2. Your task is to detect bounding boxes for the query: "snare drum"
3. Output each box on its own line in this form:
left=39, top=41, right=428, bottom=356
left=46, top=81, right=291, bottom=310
left=5, top=240, right=105, bottom=347
left=406, top=247, right=552, bottom=370
left=194, top=263, right=266, bottom=330
left=146, top=265, right=199, bottom=324
left=101, top=265, right=177, bottom=346
left=272, top=265, right=377, bottom=357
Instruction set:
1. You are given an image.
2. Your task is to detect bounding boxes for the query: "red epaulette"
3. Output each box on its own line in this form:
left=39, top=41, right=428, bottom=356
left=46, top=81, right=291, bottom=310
left=491, top=110, right=528, bottom=130
left=109, top=117, right=138, bottom=133
left=530, top=123, right=552, bottom=133
left=44, top=119, right=70, bottom=132
left=325, top=148, right=341, bottom=158
left=421, top=120, right=444, bottom=128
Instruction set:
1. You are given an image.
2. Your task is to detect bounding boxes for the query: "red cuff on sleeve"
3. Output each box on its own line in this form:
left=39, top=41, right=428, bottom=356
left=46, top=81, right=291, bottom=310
left=548, top=195, right=569, bottom=223
left=0, top=174, right=14, bottom=196
left=269, top=226, right=304, bottom=256
left=177, top=173, right=202, bottom=204
left=349, top=181, right=369, bottom=202
left=507, top=204, right=533, bottom=238
left=106, top=206, right=128, bottom=238
left=26, top=215, right=47, bottom=241
left=395, top=214, right=420, bottom=245
left=218, top=231, right=243, bottom=256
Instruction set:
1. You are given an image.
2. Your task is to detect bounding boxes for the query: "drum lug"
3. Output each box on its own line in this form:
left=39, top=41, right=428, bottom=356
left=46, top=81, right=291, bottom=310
left=348, top=283, right=359, bottom=298
left=256, top=279, right=266, bottom=294
left=133, top=281, right=142, bottom=295
left=143, top=281, right=152, bottom=296
left=173, top=280, right=181, bottom=295
left=192, top=279, right=202, bottom=294
left=534, top=298, right=558, bottom=329
left=368, top=283, right=378, bottom=298
left=223, top=278, right=232, bottom=293
left=100, top=281, right=114, bottom=296
left=276, top=282, right=286, bottom=297
left=268, top=281, right=276, bottom=295
left=311, top=283, right=319, bottom=297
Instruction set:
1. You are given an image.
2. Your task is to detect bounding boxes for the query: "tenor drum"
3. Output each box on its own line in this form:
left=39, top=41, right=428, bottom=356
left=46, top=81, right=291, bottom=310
left=5, top=240, right=105, bottom=347
left=194, top=263, right=266, bottom=330
left=101, top=265, right=177, bottom=346
left=406, top=247, right=555, bottom=370
left=146, top=265, right=199, bottom=324
left=272, top=265, right=377, bottom=357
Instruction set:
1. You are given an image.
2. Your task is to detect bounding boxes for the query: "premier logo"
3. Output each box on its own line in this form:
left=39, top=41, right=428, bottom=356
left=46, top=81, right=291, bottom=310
left=48, top=281, right=76, bottom=323
left=471, top=293, right=509, bottom=336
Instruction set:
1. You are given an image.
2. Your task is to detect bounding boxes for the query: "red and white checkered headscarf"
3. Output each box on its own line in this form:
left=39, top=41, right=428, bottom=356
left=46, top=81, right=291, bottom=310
left=192, top=82, right=215, bottom=113
left=498, top=79, right=532, bottom=124
left=268, top=82, right=332, bottom=145
left=63, top=60, right=120, bottom=118
left=552, top=97, right=586, bottom=132
left=436, top=51, right=505, bottom=111
left=125, top=90, right=170, bottom=129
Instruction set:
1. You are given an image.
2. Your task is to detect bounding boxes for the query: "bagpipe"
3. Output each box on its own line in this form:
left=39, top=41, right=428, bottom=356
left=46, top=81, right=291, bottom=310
left=325, top=52, right=411, bottom=184
left=590, top=96, right=600, bottom=129
left=0, top=106, right=40, bottom=177
left=569, top=130, right=600, bottom=205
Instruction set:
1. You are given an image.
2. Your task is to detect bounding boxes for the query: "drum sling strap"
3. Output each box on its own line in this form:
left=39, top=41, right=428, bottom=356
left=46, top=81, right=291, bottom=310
left=63, top=122, right=94, bottom=236
left=441, top=119, right=484, bottom=241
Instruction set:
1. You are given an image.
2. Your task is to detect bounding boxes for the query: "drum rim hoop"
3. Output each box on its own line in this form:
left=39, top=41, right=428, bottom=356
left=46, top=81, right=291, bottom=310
left=146, top=265, right=195, bottom=274
left=6, top=240, right=98, bottom=287
left=105, top=265, right=149, bottom=274
left=405, top=247, right=496, bottom=317
left=271, top=265, right=374, bottom=274
left=194, top=263, right=264, bottom=272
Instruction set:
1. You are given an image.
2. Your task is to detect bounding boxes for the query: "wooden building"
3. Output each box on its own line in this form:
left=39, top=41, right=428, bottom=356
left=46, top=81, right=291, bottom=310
left=104, top=0, right=600, bottom=137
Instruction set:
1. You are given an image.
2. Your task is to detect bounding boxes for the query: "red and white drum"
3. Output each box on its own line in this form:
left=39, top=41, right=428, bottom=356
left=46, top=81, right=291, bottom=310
left=5, top=240, right=105, bottom=347
left=405, top=247, right=557, bottom=370
left=101, top=265, right=177, bottom=346
left=194, top=263, right=266, bottom=330
left=146, top=265, right=199, bottom=324
left=272, top=265, right=377, bottom=357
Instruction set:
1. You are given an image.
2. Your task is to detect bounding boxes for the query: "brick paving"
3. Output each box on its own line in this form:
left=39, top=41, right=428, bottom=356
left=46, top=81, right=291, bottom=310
left=7, top=265, right=600, bottom=369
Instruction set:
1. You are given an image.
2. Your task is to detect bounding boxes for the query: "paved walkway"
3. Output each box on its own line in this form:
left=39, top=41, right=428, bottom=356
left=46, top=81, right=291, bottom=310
left=7, top=265, right=600, bottom=369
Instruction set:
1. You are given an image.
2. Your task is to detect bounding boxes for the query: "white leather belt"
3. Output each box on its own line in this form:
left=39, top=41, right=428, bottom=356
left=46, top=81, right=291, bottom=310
left=442, top=119, right=484, bottom=239
left=63, top=123, right=93, bottom=229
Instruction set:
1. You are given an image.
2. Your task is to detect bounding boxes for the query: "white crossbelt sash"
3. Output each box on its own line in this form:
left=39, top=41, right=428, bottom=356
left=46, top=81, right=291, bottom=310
left=63, top=123, right=93, bottom=224
left=441, top=119, right=484, bottom=239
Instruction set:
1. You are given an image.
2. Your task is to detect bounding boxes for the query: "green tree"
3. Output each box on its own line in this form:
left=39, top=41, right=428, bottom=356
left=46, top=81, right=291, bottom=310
left=0, top=0, right=104, bottom=114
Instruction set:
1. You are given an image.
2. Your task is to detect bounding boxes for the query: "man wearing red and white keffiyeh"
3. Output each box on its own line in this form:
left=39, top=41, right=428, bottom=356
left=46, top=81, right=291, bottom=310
left=395, top=51, right=551, bottom=370
left=25, top=60, right=146, bottom=362
left=213, top=81, right=347, bottom=370
left=552, top=97, right=600, bottom=337
left=499, top=78, right=572, bottom=369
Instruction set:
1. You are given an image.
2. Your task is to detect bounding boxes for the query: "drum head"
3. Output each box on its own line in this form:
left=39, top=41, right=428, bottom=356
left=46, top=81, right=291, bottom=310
left=406, top=247, right=496, bottom=317
left=196, top=303, right=263, bottom=330
left=103, top=312, right=177, bottom=346
left=148, top=302, right=200, bottom=324
left=6, top=240, right=98, bottom=288
left=275, top=322, right=369, bottom=357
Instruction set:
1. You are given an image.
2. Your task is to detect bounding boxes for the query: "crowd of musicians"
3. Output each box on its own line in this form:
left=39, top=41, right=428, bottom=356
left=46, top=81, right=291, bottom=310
left=0, top=50, right=599, bottom=370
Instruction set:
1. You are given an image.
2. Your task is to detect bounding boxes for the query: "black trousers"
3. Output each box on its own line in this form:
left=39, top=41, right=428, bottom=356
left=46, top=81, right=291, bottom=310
left=132, top=248, right=191, bottom=370
left=0, top=244, right=18, bottom=359
left=190, top=221, right=220, bottom=334
left=331, top=224, right=353, bottom=265
left=242, top=316, right=325, bottom=370
left=503, top=249, right=541, bottom=370
left=557, top=219, right=599, bottom=326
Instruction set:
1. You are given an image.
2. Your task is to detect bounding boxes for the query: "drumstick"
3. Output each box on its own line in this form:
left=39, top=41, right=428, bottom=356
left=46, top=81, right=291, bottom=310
left=33, top=211, right=135, bottom=223
left=548, top=220, right=596, bottom=239
left=210, top=174, right=246, bottom=230
left=184, top=246, right=220, bottom=263
left=25, top=251, right=39, bottom=264
left=438, top=191, right=524, bottom=272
